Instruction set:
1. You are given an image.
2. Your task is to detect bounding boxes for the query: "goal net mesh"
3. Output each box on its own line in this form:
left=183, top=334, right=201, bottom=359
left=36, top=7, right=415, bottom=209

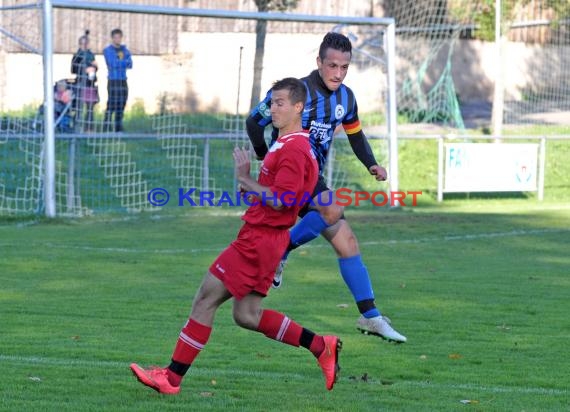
left=0, top=1, right=393, bottom=215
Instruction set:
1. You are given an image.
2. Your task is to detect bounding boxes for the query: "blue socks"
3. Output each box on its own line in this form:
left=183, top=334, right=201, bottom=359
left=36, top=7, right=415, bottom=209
left=361, top=307, right=381, bottom=319
left=339, top=255, right=380, bottom=319
left=283, top=211, right=331, bottom=259
left=285, top=212, right=381, bottom=319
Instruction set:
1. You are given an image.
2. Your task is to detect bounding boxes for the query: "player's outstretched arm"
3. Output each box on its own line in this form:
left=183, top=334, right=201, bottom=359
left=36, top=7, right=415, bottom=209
left=346, top=130, right=387, bottom=181
left=343, top=98, right=387, bottom=181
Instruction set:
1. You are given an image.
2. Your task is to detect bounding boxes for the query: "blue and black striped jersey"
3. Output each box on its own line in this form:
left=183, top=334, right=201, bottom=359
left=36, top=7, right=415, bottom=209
left=250, top=70, right=363, bottom=174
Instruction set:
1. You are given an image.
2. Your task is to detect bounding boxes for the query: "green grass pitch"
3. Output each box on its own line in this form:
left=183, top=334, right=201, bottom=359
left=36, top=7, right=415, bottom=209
left=1, top=202, right=569, bottom=411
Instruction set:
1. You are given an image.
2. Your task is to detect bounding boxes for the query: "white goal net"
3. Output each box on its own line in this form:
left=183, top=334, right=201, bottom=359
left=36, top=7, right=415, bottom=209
left=0, top=0, right=396, bottom=216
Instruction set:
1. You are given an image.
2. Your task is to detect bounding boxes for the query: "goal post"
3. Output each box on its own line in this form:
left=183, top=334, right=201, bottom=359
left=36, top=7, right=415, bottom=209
left=43, top=1, right=398, bottom=217
left=385, top=20, right=398, bottom=206
left=43, top=0, right=56, bottom=217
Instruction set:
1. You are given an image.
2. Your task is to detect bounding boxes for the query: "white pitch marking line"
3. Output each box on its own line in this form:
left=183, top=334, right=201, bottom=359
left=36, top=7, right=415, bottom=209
left=399, top=380, right=568, bottom=396
left=0, top=228, right=567, bottom=254
left=0, top=354, right=303, bottom=380
left=0, top=354, right=566, bottom=396
left=359, top=228, right=569, bottom=247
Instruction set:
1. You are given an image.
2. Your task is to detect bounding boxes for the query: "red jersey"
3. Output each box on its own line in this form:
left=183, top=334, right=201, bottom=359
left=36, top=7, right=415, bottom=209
left=242, top=131, right=318, bottom=229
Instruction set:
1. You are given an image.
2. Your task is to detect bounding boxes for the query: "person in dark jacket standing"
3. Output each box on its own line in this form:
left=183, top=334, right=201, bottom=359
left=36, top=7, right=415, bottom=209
left=103, top=28, right=132, bottom=132
left=71, top=30, right=99, bottom=131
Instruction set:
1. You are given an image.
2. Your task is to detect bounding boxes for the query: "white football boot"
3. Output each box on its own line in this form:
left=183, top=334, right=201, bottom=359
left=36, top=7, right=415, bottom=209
left=356, top=315, right=407, bottom=343
left=271, top=259, right=287, bottom=289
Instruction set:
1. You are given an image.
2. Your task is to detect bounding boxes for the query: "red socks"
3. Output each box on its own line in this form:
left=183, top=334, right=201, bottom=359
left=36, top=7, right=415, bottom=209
left=257, top=309, right=324, bottom=357
left=166, top=310, right=325, bottom=387
left=309, top=335, right=325, bottom=357
left=258, top=309, right=303, bottom=346
left=167, top=318, right=212, bottom=386
left=173, top=318, right=212, bottom=364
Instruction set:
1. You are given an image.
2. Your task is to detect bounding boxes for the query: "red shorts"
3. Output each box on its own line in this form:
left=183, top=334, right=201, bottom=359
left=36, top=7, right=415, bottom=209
left=209, top=223, right=290, bottom=300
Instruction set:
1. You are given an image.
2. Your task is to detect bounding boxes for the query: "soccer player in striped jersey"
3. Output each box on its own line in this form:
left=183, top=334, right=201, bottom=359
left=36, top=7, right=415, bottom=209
left=246, top=32, right=407, bottom=343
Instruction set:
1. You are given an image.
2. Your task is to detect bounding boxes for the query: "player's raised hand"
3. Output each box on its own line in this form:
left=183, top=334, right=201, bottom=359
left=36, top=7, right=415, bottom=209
left=369, top=165, right=387, bottom=181
left=233, top=147, right=251, bottom=179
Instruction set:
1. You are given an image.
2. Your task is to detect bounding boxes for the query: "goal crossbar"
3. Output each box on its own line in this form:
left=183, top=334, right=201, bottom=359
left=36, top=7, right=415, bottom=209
left=50, top=0, right=395, bottom=26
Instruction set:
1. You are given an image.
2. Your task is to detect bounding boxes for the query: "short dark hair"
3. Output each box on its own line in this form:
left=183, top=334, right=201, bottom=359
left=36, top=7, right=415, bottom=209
left=271, top=77, right=307, bottom=108
left=318, top=32, right=352, bottom=61
left=111, top=28, right=123, bottom=37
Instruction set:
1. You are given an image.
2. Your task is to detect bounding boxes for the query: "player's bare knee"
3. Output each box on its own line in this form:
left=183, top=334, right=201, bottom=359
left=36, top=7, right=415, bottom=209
left=341, top=235, right=359, bottom=257
left=190, top=293, right=218, bottom=320
left=318, top=203, right=344, bottom=226
left=191, top=286, right=209, bottom=307
left=331, top=221, right=361, bottom=257
left=232, top=307, right=258, bottom=331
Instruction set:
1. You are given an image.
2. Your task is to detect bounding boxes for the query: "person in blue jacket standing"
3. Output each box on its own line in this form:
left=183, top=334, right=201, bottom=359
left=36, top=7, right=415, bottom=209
left=103, top=28, right=132, bottom=132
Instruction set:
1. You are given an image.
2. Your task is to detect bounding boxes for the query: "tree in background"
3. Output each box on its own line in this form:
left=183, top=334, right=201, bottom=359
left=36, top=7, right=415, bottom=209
left=473, top=0, right=570, bottom=41
left=250, top=0, right=299, bottom=111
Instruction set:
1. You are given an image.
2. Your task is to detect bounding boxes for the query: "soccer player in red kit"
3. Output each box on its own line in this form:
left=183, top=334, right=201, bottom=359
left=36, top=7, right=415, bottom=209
left=130, top=78, right=342, bottom=394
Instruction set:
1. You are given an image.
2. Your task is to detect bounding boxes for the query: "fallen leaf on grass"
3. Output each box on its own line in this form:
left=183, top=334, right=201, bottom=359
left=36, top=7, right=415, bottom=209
left=448, top=353, right=462, bottom=360
left=28, top=376, right=41, bottom=382
left=459, top=399, right=480, bottom=405
left=400, top=283, right=406, bottom=288
left=71, top=336, right=80, bottom=341
left=299, top=251, right=307, bottom=256
left=336, top=303, right=349, bottom=309
left=211, top=379, right=217, bottom=386
left=419, top=354, right=428, bottom=360
left=200, top=392, right=214, bottom=397
left=496, top=324, right=511, bottom=331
